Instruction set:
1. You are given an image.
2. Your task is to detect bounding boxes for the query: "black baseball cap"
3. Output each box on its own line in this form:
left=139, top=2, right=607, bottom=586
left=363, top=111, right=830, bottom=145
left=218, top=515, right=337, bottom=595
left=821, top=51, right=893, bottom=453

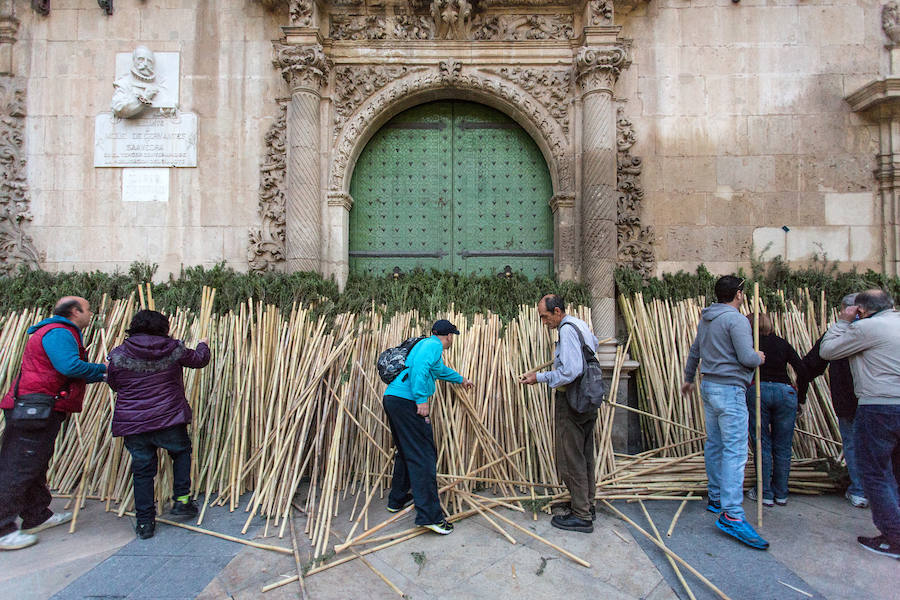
left=432, top=319, right=460, bottom=335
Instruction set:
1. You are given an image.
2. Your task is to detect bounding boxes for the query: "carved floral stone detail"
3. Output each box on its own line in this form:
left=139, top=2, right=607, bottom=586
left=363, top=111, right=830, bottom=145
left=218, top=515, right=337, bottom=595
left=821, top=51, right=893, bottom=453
left=290, top=0, right=313, bottom=27
left=0, top=77, right=41, bottom=275
left=616, top=105, right=654, bottom=279
left=328, top=65, right=572, bottom=194
left=327, top=12, right=574, bottom=41
left=575, top=45, right=629, bottom=93
left=330, top=15, right=387, bottom=40
left=483, top=67, right=571, bottom=134
left=394, top=15, right=435, bottom=39
left=333, top=64, right=416, bottom=136
left=431, top=0, right=472, bottom=40
left=588, top=0, right=614, bottom=26
left=273, top=43, right=332, bottom=91
left=883, top=1, right=900, bottom=45
left=249, top=101, right=288, bottom=272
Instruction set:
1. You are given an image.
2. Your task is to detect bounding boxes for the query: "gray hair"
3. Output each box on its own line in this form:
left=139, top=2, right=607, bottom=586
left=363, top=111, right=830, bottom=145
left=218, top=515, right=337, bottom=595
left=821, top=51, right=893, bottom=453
left=854, top=289, right=895, bottom=314
left=841, top=293, right=858, bottom=308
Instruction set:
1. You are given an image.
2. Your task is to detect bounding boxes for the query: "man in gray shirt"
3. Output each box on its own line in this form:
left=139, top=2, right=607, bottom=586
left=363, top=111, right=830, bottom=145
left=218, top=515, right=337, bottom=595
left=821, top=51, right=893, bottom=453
left=681, top=275, right=769, bottom=550
left=820, top=289, right=900, bottom=559
left=519, top=294, right=598, bottom=533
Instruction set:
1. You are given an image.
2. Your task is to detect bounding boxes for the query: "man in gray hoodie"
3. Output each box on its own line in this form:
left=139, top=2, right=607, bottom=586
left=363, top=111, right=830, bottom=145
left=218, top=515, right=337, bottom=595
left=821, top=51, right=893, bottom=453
left=681, top=275, right=769, bottom=550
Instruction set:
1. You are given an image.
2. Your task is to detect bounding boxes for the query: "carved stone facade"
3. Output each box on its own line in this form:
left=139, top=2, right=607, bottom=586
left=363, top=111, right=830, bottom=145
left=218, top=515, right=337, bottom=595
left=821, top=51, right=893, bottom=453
left=616, top=105, right=654, bottom=279
left=0, top=77, right=41, bottom=275
left=250, top=1, right=656, bottom=333
left=248, top=100, right=288, bottom=272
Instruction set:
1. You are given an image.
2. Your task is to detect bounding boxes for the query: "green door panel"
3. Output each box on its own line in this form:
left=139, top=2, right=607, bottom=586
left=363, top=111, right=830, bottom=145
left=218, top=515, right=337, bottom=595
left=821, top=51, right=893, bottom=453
left=349, top=101, right=552, bottom=278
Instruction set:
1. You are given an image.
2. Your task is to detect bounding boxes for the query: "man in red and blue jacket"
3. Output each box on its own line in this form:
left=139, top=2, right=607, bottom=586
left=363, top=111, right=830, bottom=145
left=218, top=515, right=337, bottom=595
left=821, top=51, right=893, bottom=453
left=0, top=296, right=106, bottom=551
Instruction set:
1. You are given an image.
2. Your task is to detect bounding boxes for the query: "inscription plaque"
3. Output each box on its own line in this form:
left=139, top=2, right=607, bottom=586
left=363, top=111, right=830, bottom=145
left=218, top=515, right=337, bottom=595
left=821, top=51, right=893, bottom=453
left=122, top=168, right=169, bottom=202
left=94, top=112, right=197, bottom=167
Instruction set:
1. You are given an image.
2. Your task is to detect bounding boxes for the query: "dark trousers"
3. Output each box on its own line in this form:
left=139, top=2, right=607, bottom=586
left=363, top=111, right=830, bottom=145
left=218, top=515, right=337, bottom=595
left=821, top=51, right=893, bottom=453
left=0, top=409, right=66, bottom=536
left=123, top=423, right=192, bottom=524
left=383, top=395, right=443, bottom=526
left=855, top=405, right=900, bottom=543
left=554, top=392, right=597, bottom=520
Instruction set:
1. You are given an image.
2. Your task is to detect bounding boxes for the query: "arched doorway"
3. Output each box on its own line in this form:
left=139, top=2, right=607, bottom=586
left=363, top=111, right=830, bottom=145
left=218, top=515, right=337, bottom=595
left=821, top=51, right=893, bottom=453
left=348, top=100, right=553, bottom=278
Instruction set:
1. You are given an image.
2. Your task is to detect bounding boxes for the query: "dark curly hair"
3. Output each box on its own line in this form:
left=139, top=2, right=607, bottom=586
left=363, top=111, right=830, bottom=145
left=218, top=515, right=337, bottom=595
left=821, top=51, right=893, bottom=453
left=126, top=310, right=170, bottom=337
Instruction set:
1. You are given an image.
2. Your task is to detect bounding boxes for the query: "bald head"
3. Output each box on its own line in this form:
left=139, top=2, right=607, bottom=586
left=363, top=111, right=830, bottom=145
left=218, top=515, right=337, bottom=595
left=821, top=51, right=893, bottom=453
left=54, top=296, right=92, bottom=329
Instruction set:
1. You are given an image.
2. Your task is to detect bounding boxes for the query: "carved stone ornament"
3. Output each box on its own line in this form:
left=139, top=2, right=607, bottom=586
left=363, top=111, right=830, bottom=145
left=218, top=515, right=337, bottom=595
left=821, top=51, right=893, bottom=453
left=471, top=14, right=574, bottom=41
left=328, top=11, right=574, bottom=41
left=575, top=45, right=629, bottom=93
left=328, top=64, right=572, bottom=194
left=588, top=0, right=614, bottom=26
left=431, top=0, right=472, bottom=40
left=290, top=0, right=313, bottom=26
left=273, top=43, right=332, bottom=91
left=482, top=67, right=572, bottom=134
left=615, top=104, right=654, bottom=279
left=883, top=1, right=900, bottom=45
left=0, top=77, right=42, bottom=275
left=333, top=64, right=419, bottom=137
left=249, top=101, right=287, bottom=272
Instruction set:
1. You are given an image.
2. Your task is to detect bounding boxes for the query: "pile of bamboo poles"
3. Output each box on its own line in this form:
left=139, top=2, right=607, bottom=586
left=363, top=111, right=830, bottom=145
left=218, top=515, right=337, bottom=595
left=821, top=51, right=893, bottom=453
left=0, top=289, right=846, bottom=558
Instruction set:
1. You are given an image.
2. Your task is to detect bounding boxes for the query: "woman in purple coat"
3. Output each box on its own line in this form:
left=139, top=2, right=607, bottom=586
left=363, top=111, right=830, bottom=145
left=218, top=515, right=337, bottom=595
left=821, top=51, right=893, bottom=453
left=107, top=310, right=210, bottom=539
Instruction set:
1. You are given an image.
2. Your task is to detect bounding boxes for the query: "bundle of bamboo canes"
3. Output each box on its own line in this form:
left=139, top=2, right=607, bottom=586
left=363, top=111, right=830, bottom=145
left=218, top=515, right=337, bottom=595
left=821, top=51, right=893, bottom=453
left=0, top=289, right=845, bottom=562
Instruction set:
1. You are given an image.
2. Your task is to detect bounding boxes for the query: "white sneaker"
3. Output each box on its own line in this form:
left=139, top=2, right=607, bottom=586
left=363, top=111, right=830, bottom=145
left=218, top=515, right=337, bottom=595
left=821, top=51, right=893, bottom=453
left=846, top=491, right=870, bottom=509
left=22, top=511, right=73, bottom=534
left=0, top=530, right=38, bottom=550
left=746, top=488, right=774, bottom=507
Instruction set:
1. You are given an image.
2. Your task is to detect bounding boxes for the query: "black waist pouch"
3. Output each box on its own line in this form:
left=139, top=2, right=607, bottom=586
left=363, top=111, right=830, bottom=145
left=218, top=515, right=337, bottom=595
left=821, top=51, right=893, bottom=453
left=10, top=375, right=59, bottom=430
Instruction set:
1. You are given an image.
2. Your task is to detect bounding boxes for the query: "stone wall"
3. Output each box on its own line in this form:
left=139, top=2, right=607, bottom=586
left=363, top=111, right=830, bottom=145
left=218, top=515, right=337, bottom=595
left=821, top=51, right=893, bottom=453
left=617, top=0, right=883, bottom=275
left=13, top=0, right=284, bottom=275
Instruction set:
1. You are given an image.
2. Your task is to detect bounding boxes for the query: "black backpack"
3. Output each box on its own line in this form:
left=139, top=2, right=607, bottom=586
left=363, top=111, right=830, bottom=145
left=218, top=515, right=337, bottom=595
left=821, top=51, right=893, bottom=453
left=376, top=336, right=426, bottom=384
left=560, top=323, right=607, bottom=413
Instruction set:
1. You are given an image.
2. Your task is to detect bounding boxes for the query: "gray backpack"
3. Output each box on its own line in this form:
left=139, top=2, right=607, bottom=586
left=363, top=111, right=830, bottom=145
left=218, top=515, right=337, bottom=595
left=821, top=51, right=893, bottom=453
left=560, top=323, right=607, bottom=413
left=376, top=336, right=426, bottom=384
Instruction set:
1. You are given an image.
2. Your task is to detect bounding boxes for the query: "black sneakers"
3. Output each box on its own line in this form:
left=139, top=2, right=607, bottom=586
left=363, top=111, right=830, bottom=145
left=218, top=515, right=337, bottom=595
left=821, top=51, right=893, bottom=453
left=135, top=522, right=155, bottom=540
left=551, top=512, right=594, bottom=533
left=858, top=535, right=900, bottom=559
left=387, top=494, right=414, bottom=513
left=423, top=519, right=454, bottom=535
left=170, top=498, right=199, bottom=519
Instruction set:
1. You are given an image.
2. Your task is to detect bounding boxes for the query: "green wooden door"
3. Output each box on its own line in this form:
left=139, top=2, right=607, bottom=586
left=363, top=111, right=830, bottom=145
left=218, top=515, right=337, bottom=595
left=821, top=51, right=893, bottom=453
left=349, top=101, right=553, bottom=278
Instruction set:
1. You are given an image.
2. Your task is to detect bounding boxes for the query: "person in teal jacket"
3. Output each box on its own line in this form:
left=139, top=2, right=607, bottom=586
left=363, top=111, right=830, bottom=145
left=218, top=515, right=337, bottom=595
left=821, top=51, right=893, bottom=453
left=383, top=319, right=474, bottom=534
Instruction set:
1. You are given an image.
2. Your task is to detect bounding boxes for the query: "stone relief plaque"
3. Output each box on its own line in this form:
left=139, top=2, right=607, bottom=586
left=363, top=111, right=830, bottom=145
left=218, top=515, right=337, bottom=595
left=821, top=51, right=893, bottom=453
left=94, top=112, right=198, bottom=167
left=113, top=49, right=179, bottom=115
left=122, top=168, right=169, bottom=202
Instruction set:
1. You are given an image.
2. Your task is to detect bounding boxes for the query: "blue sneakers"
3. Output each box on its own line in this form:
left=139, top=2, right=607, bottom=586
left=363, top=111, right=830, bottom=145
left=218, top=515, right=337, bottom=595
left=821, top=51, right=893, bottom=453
left=716, top=512, right=769, bottom=550
left=706, top=498, right=722, bottom=514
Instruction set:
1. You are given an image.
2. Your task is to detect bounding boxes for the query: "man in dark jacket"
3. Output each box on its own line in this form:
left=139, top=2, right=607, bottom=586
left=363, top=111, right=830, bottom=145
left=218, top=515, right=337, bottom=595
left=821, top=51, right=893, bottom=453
left=803, top=293, right=868, bottom=508
left=0, top=296, right=106, bottom=551
left=106, top=310, right=210, bottom=539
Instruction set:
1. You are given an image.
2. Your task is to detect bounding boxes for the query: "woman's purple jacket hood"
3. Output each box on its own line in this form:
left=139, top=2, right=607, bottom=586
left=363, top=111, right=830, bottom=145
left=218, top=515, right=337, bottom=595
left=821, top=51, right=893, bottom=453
left=107, top=333, right=210, bottom=437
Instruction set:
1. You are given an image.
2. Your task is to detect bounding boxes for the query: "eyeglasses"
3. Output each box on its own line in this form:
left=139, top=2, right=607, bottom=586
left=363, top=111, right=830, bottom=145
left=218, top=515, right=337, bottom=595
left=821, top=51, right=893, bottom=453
left=736, top=278, right=745, bottom=292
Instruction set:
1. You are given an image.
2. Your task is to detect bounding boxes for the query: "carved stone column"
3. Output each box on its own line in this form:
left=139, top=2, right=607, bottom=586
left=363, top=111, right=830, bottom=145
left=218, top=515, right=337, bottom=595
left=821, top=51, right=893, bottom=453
left=274, top=42, right=330, bottom=273
left=575, top=43, right=628, bottom=340
left=0, top=1, right=17, bottom=76
left=845, top=2, right=900, bottom=276
left=325, top=191, right=352, bottom=287
left=550, top=192, right=577, bottom=281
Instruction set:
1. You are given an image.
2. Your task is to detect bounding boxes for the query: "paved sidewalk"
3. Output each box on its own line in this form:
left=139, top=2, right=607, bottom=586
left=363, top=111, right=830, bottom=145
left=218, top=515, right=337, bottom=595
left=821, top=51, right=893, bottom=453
left=1, top=492, right=896, bottom=600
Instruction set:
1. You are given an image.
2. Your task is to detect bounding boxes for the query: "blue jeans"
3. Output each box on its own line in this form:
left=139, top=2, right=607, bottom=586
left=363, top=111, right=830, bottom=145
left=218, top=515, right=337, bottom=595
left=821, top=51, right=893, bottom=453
left=701, top=380, right=749, bottom=520
left=123, top=424, right=193, bottom=524
left=746, top=382, right=797, bottom=501
left=855, top=405, right=900, bottom=543
left=839, top=415, right=866, bottom=498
